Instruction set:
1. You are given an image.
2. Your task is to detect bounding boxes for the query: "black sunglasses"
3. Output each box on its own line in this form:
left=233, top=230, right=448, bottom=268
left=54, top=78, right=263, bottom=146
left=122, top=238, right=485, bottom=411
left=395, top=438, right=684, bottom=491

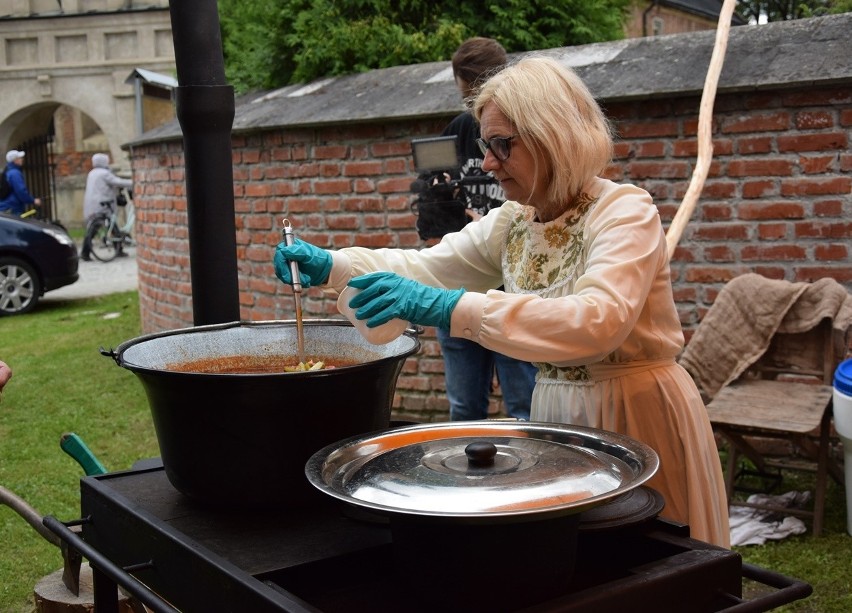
left=476, top=134, right=519, bottom=162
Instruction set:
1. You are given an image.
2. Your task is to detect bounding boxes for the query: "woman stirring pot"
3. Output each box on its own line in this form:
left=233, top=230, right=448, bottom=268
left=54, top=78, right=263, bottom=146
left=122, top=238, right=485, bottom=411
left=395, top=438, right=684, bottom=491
left=274, top=56, right=730, bottom=548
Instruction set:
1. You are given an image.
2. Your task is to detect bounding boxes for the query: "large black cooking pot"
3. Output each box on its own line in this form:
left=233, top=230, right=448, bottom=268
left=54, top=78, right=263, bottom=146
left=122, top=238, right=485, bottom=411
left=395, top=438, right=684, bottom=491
left=306, top=421, right=660, bottom=612
left=107, top=319, right=420, bottom=509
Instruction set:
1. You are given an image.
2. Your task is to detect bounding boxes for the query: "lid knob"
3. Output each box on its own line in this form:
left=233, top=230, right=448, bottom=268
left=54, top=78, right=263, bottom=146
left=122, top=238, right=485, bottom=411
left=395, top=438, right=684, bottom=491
left=465, top=441, right=497, bottom=467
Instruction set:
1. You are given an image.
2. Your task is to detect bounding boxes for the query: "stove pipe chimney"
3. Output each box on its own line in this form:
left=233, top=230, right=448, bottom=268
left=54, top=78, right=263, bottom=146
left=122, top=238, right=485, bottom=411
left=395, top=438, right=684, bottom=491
left=168, top=0, right=240, bottom=325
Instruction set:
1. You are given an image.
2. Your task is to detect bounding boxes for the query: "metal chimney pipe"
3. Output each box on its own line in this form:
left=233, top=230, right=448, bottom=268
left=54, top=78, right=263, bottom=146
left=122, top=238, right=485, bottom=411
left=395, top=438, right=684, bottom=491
left=168, top=0, right=240, bottom=325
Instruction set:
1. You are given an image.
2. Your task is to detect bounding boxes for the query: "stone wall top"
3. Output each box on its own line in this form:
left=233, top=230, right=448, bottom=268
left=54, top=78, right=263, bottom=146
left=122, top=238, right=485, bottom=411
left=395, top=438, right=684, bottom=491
left=129, top=13, right=852, bottom=147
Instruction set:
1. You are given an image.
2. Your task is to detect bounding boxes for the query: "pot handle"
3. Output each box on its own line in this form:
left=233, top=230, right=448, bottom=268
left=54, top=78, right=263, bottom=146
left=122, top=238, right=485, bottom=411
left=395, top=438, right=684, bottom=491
left=99, top=346, right=120, bottom=365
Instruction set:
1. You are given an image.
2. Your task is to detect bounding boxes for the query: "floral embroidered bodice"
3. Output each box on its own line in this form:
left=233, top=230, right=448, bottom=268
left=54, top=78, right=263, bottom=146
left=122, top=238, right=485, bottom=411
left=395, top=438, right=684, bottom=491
left=502, top=192, right=598, bottom=382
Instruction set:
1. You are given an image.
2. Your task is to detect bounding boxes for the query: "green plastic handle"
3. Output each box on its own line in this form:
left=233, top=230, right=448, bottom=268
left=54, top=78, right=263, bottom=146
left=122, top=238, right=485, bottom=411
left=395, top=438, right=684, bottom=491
left=60, top=432, right=107, bottom=476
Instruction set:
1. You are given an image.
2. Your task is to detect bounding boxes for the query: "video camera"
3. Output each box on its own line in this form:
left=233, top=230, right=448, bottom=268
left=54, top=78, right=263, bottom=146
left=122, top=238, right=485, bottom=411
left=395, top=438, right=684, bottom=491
left=409, top=135, right=493, bottom=240
left=409, top=135, right=493, bottom=194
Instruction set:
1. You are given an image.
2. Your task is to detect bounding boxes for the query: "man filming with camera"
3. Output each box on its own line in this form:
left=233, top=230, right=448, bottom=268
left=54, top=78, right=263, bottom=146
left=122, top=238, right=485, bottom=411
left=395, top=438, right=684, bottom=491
left=412, top=37, right=537, bottom=422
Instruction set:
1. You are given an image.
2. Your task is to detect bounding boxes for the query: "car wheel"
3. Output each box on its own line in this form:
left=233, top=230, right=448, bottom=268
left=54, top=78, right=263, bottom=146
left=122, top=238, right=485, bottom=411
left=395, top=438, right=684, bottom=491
left=0, top=256, right=41, bottom=315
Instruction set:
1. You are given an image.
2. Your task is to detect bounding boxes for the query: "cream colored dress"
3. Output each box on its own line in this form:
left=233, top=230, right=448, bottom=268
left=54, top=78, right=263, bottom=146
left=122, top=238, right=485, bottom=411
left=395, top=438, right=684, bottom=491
left=328, top=177, right=730, bottom=547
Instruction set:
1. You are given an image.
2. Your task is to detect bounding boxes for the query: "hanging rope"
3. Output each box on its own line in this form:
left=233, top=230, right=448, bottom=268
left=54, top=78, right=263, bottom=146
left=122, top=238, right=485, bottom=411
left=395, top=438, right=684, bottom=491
left=665, top=0, right=737, bottom=259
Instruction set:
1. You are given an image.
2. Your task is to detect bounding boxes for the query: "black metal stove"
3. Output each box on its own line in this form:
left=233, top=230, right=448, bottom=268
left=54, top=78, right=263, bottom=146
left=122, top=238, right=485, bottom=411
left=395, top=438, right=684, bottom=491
left=45, top=459, right=811, bottom=613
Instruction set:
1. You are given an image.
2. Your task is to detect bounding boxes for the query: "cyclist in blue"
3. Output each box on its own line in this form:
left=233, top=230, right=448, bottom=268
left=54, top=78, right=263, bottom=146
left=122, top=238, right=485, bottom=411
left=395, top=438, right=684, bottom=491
left=0, top=150, right=41, bottom=216
left=81, top=153, right=133, bottom=260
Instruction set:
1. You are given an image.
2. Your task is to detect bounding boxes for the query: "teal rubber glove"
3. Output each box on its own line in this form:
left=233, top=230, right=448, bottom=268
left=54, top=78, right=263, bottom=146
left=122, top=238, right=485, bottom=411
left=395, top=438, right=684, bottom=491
left=347, top=271, right=465, bottom=330
left=273, top=238, right=333, bottom=287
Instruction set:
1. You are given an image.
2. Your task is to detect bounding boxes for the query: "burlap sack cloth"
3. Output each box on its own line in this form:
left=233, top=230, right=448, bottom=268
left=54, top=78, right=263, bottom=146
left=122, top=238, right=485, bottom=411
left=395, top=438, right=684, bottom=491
left=679, top=273, right=852, bottom=401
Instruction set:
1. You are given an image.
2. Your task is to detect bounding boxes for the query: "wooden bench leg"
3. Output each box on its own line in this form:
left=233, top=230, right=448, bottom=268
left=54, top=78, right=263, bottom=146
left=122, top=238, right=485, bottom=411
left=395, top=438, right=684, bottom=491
left=811, top=409, right=832, bottom=536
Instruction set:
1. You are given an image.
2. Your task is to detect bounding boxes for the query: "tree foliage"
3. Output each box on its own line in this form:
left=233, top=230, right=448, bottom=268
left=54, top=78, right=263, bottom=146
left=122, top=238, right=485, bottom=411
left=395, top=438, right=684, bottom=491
left=736, top=0, right=852, bottom=22
left=218, top=0, right=632, bottom=93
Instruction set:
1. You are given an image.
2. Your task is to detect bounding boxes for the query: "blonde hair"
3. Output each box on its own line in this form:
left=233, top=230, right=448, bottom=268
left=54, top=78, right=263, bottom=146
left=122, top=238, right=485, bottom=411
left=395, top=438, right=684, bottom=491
left=472, top=56, right=613, bottom=206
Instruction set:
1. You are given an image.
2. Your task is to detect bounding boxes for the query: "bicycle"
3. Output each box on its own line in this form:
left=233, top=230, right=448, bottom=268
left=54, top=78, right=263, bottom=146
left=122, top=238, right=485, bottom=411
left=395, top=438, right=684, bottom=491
left=84, top=188, right=134, bottom=262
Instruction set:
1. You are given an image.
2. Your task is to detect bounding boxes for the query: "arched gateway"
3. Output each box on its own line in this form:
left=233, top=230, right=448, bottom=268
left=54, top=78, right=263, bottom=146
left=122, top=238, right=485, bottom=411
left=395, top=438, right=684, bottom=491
left=0, top=0, right=175, bottom=225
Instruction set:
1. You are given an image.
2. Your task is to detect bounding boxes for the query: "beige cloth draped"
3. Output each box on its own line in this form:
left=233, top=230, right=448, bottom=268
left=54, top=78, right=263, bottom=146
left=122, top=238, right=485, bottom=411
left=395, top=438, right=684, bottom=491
left=679, top=274, right=852, bottom=401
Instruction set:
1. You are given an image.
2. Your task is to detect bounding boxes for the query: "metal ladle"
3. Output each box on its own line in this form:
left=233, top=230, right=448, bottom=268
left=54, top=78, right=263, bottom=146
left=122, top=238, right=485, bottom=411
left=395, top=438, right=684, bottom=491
left=281, top=218, right=306, bottom=363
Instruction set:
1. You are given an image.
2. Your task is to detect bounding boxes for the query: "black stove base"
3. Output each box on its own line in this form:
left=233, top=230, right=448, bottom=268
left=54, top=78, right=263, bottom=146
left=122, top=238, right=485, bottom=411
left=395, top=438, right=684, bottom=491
left=260, top=523, right=741, bottom=613
left=45, top=462, right=812, bottom=613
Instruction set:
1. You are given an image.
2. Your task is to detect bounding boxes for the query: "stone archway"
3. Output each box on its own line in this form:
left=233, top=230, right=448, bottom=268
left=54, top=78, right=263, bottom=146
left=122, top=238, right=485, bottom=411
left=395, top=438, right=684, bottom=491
left=0, top=2, right=175, bottom=225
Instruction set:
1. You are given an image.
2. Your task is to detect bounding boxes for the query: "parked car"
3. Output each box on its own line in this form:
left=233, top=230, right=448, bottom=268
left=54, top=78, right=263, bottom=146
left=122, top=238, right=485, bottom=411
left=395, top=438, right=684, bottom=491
left=0, top=213, right=79, bottom=315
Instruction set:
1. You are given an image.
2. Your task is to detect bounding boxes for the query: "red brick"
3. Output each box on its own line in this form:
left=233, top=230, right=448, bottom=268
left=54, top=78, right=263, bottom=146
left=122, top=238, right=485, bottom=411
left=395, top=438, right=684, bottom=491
left=353, top=178, right=376, bottom=193
left=612, top=142, right=632, bottom=159
left=752, top=266, right=786, bottom=280
left=780, top=177, right=852, bottom=196
left=327, top=215, right=360, bottom=230
left=618, top=120, right=680, bottom=138
left=727, top=158, right=795, bottom=177
left=344, top=161, right=383, bottom=176
left=721, top=112, right=790, bottom=134
left=701, top=203, right=733, bottom=221
left=738, top=201, right=805, bottom=220
left=737, top=136, right=773, bottom=155
left=317, top=163, right=340, bottom=178
left=342, top=196, right=383, bottom=211
left=313, top=145, right=348, bottom=159
left=691, top=224, right=750, bottom=241
left=783, top=87, right=852, bottom=107
left=635, top=141, right=665, bottom=157
left=794, top=221, right=852, bottom=239
left=814, top=199, right=844, bottom=217
left=372, top=141, right=413, bottom=157
left=376, top=177, right=413, bottom=194
left=777, top=132, right=847, bottom=152
left=799, top=154, right=837, bottom=174
left=794, top=267, right=852, bottom=283
left=795, top=111, right=834, bottom=130
left=684, top=268, right=738, bottom=283
left=742, top=179, right=778, bottom=198
left=314, top=179, right=351, bottom=194
left=627, top=161, right=691, bottom=179
left=815, top=243, right=849, bottom=261
left=741, top=244, right=806, bottom=261
left=703, top=246, right=735, bottom=261
left=700, top=182, right=737, bottom=199
left=758, top=223, right=787, bottom=240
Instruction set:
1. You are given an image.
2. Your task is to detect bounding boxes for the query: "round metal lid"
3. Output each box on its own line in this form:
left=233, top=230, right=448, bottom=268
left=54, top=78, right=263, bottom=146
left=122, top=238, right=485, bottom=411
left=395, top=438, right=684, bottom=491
left=305, top=421, right=659, bottom=521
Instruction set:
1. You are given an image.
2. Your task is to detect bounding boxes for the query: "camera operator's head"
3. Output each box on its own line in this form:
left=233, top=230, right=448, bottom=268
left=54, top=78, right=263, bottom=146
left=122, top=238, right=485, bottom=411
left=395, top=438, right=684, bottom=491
left=452, top=37, right=507, bottom=100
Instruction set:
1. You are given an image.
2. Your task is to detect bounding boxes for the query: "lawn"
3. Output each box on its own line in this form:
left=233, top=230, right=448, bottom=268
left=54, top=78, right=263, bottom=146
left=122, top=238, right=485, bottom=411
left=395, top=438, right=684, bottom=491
left=0, top=291, right=156, bottom=611
left=0, top=291, right=849, bottom=611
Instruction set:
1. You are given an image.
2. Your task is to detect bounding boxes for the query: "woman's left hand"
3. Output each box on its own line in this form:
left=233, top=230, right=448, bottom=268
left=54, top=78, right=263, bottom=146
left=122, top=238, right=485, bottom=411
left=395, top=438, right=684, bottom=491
left=347, top=272, right=465, bottom=329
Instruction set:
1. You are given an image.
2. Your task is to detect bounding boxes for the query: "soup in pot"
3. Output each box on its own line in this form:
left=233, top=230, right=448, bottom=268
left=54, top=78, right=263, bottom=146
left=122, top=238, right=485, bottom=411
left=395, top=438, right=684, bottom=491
left=165, top=355, right=350, bottom=374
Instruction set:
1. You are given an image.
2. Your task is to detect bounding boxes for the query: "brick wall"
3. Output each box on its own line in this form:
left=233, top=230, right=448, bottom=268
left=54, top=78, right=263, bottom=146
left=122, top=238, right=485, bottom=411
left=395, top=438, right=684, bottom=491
left=128, top=84, right=852, bottom=422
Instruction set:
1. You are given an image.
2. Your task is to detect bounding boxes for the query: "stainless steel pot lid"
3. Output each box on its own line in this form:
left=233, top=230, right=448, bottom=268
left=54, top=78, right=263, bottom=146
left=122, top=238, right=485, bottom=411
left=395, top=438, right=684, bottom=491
left=305, top=421, right=659, bottom=521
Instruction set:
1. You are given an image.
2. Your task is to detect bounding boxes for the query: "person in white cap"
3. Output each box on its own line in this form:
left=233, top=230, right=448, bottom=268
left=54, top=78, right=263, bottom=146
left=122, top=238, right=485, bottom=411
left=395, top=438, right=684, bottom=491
left=81, top=153, right=134, bottom=260
left=0, top=150, right=41, bottom=216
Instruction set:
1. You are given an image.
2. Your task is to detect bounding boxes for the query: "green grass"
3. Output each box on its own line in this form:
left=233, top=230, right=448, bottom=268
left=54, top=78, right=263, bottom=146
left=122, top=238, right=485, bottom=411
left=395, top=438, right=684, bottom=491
left=728, top=460, right=852, bottom=612
left=0, top=293, right=850, bottom=611
left=0, top=291, right=156, bottom=612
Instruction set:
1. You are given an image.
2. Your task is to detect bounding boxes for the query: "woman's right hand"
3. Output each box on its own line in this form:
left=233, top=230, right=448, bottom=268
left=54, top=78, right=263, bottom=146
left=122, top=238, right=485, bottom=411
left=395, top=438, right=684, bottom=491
left=273, top=238, right=333, bottom=287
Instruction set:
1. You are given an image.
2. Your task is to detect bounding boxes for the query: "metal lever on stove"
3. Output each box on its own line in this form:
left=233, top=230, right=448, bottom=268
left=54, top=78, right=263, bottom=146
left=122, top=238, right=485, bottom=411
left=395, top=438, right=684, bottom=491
left=713, top=562, right=813, bottom=612
left=43, top=516, right=179, bottom=613
left=60, top=433, right=107, bottom=476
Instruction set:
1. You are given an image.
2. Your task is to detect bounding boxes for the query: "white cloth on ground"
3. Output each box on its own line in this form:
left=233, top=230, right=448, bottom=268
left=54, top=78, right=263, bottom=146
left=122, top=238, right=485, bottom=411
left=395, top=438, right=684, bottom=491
left=728, top=491, right=810, bottom=546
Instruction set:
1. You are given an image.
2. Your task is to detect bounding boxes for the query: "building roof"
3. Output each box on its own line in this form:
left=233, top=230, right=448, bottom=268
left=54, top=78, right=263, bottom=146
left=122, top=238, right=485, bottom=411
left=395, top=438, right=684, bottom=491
left=660, top=0, right=739, bottom=21
left=125, top=68, right=178, bottom=89
left=128, top=13, right=851, bottom=146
